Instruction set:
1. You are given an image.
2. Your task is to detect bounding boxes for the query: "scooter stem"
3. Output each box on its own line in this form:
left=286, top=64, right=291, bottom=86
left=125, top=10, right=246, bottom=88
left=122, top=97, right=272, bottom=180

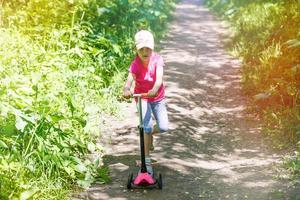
left=133, top=94, right=147, bottom=173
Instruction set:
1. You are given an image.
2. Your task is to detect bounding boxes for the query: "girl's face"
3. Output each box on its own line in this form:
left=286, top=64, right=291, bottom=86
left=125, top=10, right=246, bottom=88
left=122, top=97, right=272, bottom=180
left=137, top=47, right=152, bottom=64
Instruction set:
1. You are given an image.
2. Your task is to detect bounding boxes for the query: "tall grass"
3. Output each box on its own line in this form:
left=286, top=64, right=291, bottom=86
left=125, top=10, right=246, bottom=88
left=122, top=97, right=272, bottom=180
left=0, top=0, right=177, bottom=199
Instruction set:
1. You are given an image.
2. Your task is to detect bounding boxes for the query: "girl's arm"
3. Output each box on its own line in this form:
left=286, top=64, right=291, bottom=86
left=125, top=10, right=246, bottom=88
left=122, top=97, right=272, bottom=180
left=148, top=65, right=163, bottom=97
left=123, top=72, right=135, bottom=98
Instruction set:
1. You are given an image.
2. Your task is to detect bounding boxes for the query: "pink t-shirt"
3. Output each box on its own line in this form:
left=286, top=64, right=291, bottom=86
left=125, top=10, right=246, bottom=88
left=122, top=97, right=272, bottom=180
left=129, top=52, right=165, bottom=102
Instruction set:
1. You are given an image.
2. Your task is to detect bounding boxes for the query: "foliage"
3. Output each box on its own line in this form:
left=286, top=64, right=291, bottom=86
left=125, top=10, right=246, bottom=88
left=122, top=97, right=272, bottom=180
left=204, top=0, right=300, bottom=171
left=0, top=0, right=177, bottom=199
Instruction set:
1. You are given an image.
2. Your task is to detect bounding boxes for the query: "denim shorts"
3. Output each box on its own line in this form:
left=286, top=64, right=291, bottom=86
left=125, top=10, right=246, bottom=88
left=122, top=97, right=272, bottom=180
left=137, top=98, right=169, bottom=134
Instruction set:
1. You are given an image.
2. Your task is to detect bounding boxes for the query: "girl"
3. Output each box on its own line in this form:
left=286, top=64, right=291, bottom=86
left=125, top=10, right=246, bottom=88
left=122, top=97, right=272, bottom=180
left=123, top=30, right=169, bottom=175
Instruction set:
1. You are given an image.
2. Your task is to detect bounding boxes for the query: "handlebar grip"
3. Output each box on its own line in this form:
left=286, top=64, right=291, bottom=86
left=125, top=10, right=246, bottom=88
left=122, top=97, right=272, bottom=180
left=132, top=93, right=148, bottom=98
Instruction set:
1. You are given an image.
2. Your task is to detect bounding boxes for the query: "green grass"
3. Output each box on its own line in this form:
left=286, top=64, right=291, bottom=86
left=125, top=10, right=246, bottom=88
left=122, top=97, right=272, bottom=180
left=0, top=0, right=178, bottom=198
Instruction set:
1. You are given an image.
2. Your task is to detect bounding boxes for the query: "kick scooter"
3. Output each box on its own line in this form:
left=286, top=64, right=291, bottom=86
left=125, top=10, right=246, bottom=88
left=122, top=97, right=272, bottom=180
left=127, top=93, right=162, bottom=189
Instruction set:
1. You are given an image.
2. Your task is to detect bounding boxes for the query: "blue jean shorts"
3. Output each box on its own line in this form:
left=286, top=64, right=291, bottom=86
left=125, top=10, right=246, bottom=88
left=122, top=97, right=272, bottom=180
left=138, top=98, right=169, bottom=134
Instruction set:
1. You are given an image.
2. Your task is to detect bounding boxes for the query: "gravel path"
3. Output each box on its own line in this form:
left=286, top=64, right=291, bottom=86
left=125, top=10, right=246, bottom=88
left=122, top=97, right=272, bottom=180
left=74, top=0, right=299, bottom=199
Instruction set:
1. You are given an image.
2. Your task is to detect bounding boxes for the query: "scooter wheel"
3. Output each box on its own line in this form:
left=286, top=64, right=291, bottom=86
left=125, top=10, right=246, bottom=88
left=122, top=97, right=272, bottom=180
left=127, top=172, right=133, bottom=189
left=157, top=173, right=163, bottom=189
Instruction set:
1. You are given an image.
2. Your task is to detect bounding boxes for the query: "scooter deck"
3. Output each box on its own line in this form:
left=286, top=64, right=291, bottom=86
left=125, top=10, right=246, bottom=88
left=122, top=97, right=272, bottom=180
left=127, top=172, right=162, bottom=189
left=129, top=182, right=160, bottom=189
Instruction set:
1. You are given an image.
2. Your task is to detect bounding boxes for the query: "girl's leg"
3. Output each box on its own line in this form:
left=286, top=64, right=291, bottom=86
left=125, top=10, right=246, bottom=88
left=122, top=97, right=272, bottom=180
left=150, top=99, right=169, bottom=151
left=151, top=99, right=169, bottom=133
left=150, top=124, right=159, bottom=151
left=144, top=133, right=151, bottom=156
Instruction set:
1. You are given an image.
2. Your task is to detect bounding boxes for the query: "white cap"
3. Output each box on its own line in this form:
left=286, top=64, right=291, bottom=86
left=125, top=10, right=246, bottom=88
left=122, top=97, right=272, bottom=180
left=134, top=30, right=154, bottom=50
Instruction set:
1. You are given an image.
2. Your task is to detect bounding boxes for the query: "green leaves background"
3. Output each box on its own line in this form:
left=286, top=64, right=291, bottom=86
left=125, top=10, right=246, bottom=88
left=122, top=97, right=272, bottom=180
left=0, top=0, right=177, bottom=199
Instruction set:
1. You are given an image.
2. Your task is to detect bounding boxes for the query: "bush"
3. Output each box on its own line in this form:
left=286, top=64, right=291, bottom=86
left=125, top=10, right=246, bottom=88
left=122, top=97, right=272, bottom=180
left=0, top=0, right=177, bottom=198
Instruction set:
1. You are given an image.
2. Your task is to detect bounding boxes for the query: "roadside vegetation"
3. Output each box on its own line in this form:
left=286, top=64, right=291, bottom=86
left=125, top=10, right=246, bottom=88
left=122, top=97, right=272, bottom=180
left=0, top=0, right=177, bottom=199
left=204, top=0, right=300, bottom=177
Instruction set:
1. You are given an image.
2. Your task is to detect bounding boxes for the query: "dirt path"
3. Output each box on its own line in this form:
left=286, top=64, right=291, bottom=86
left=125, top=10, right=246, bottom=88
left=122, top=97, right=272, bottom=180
left=74, top=0, right=299, bottom=199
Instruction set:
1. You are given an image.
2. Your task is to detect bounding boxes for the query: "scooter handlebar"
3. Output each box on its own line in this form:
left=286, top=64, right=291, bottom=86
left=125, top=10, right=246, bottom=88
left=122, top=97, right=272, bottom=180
left=132, top=93, right=148, bottom=98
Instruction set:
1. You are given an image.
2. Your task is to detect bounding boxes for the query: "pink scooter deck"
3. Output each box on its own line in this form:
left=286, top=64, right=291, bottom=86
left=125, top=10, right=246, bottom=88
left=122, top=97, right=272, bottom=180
left=133, top=172, right=155, bottom=185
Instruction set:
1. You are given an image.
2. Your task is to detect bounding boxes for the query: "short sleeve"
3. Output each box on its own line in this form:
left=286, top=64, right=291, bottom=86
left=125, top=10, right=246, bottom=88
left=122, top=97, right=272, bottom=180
left=156, top=55, right=165, bottom=68
left=129, top=60, right=138, bottom=75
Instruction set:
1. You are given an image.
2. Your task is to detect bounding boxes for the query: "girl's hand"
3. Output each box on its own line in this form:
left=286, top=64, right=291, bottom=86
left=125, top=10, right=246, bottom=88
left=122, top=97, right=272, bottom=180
left=123, top=88, right=132, bottom=99
left=147, top=89, right=157, bottom=97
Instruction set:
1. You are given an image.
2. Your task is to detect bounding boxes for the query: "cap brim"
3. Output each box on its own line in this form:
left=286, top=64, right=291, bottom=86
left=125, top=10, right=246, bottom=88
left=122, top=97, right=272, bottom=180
left=136, top=42, right=154, bottom=50
left=136, top=43, right=154, bottom=50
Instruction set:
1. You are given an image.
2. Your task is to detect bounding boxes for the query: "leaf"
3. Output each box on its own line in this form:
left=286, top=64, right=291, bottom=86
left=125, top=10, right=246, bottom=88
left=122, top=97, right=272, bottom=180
left=64, top=166, right=76, bottom=178
left=225, top=8, right=236, bottom=16
left=87, top=142, right=95, bottom=152
left=96, top=36, right=110, bottom=48
left=285, top=39, right=300, bottom=48
left=13, top=109, right=37, bottom=124
left=68, top=156, right=82, bottom=164
left=96, top=143, right=104, bottom=152
left=73, top=45, right=84, bottom=58
left=20, top=189, right=37, bottom=200
left=0, top=103, right=9, bottom=117
left=75, top=163, right=87, bottom=173
left=94, top=157, right=103, bottom=168
left=77, top=179, right=93, bottom=189
left=84, top=104, right=99, bottom=114
left=95, top=166, right=110, bottom=183
left=15, top=116, right=27, bottom=132
left=2, top=122, right=17, bottom=136
left=69, top=138, right=77, bottom=146
left=97, top=7, right=109, bottom=16
left=253, top=92, right=270, bottom=101
left=154, top=11, right=161, bottom=16
left=50, top=114, right=65, bottom=123
left=112, top=44, right=122, bottom=56
left=0, top=140, right=8, bottom=148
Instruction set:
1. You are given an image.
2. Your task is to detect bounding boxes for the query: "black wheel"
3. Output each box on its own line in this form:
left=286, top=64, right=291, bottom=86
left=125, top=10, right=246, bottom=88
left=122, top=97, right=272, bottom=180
left=157, top=173, right=163, bottom=189
left=127, top=172, right=133, bottom=189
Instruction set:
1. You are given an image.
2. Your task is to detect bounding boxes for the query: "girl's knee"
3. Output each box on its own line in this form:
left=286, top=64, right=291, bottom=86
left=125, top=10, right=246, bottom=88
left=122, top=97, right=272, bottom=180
left=144, top=127, right=153, bottom=134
